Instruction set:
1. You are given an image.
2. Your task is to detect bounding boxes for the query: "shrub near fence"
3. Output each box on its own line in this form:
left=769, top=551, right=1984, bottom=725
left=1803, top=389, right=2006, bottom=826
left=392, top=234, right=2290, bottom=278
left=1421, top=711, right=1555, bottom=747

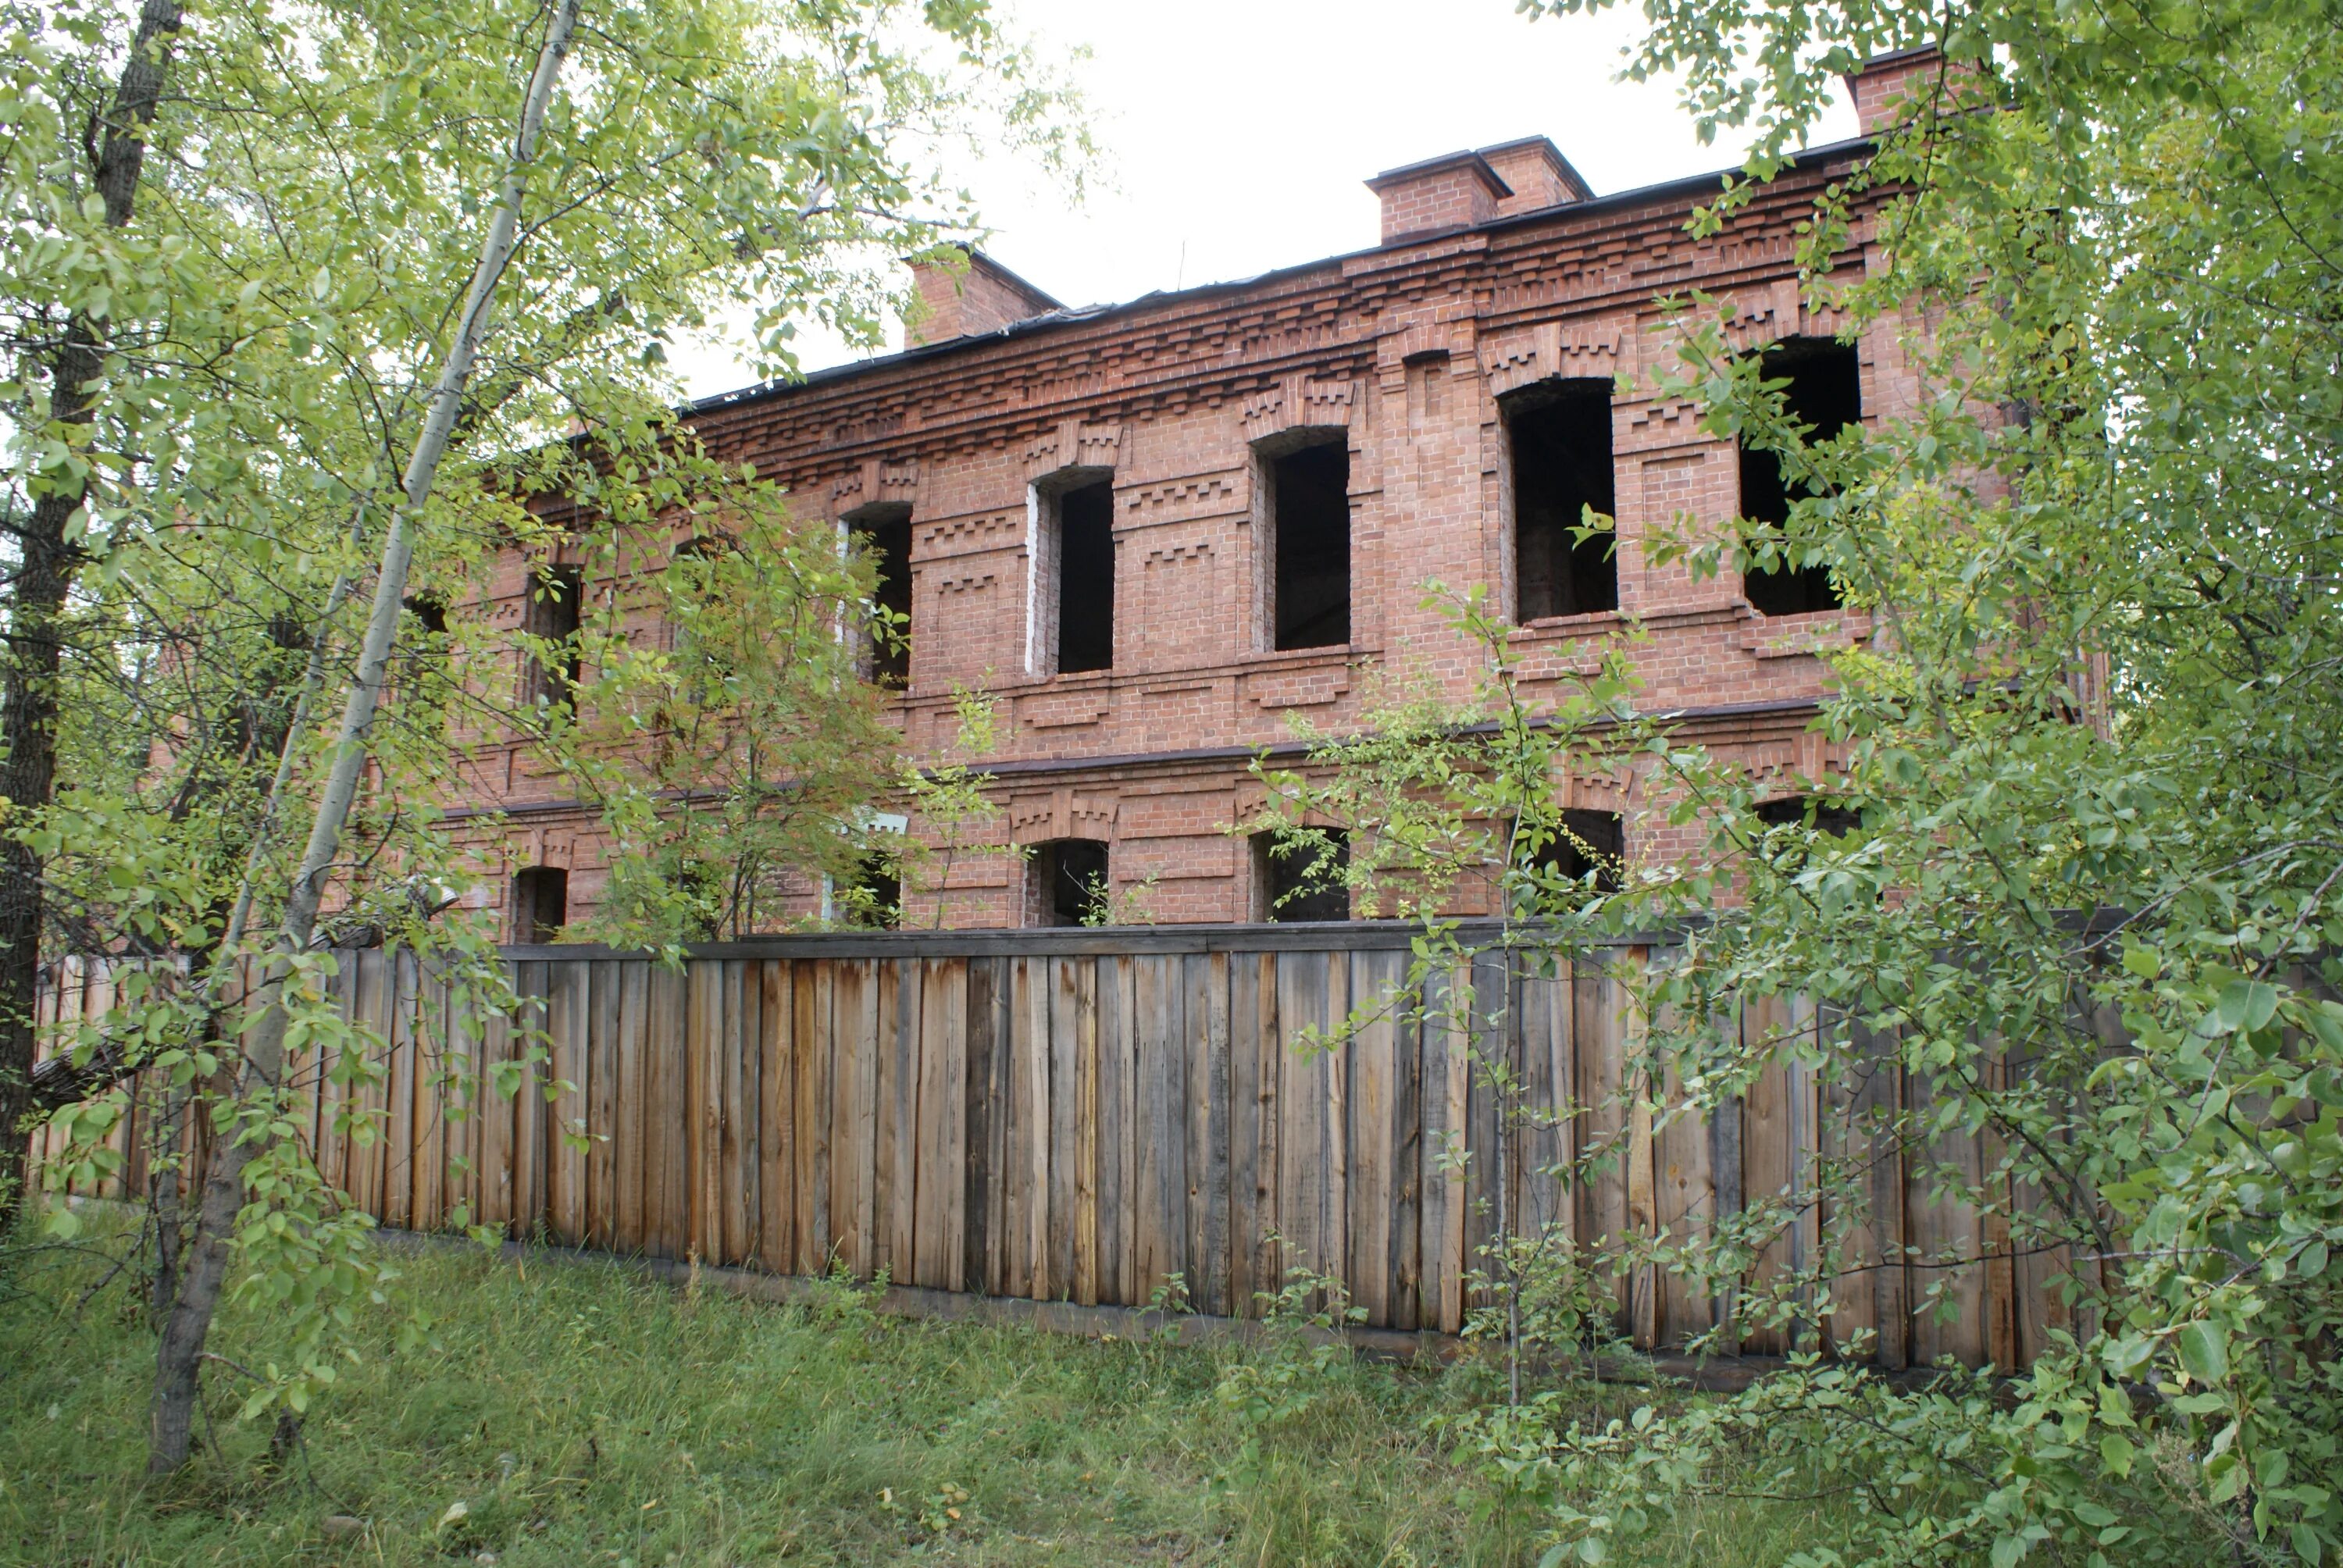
left=31, top=925, right=2090, bottom=1370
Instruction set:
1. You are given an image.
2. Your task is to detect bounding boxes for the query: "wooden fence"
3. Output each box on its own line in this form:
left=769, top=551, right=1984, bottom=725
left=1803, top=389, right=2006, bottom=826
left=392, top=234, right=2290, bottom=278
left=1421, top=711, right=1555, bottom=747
left=32, top=926, right=2088, bottom=1370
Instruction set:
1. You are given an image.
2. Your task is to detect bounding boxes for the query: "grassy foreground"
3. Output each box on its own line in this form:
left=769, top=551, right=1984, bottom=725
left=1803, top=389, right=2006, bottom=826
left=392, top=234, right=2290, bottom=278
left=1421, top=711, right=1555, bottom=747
left=2, top=1220, right=1823, bottom=1566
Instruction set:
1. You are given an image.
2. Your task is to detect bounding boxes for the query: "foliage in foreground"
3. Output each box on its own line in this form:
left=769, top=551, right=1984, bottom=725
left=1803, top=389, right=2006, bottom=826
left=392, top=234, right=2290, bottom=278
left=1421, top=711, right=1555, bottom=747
left=1253, top=0, right=2343, bottom=1562
left=0, top=1214, right=1881, bottom=1568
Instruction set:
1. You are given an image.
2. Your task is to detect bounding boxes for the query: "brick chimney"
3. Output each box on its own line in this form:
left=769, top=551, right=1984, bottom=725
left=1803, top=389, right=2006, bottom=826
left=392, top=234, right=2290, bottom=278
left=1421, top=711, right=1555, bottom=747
left=1366, top=150, right=1511, bottom=246
left=1843, top=45, right=1977, bottom=136
left=906, top=246, right=1063, bottom=346
left=1475, top=137, right=1594, bottom=219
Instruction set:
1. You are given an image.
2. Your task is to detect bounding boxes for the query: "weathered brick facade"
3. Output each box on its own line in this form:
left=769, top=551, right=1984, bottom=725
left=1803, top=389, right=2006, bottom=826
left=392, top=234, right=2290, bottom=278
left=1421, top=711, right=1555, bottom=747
left=448, top=59, right=1946, bottom=936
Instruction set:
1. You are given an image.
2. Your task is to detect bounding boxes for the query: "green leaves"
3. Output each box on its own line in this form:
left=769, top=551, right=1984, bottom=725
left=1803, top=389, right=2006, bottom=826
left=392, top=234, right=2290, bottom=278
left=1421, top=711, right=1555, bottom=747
left=2176, top=1322, right=2230, bottom=1387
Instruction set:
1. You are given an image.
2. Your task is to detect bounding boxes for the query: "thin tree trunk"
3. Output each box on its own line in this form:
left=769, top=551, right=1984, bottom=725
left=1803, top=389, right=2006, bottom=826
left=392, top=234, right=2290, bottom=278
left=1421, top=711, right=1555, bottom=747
left=147, top=0, right=582, bottom=1474
left=0, top=0, right=184, bottom=1231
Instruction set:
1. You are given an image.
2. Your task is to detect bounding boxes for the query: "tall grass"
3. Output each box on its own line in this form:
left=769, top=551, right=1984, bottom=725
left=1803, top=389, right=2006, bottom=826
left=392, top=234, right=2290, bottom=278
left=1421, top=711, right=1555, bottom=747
left=1, top=1213, right=1828, bottom=1566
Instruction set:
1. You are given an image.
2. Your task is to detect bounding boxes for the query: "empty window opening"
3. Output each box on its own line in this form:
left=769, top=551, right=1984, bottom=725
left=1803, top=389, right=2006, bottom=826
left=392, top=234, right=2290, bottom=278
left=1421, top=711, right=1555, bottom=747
left=1506, top=380, right=1618, bottom=620
left=1264, top=437, right=1351, bottom=650
left=1522, top=807, right=1624, bottom=898
left=511, top=865, right=568, bottom=944
left=519, top=563, right=583, bottom=707
left=851, top=504, right=913, bottom=686
left=1755, top=795, right=1862, bottom=836
left=1740, top=338, right=1860, bottom=617
left=837, top=851, right=901, bottom=929
left=1254, top=829, right=1350, bottom=922
left=1029, top=839, right=1110, bottom=927
left=1032, top=472, right=1115, bottom=675
left=403, top=596, right=448, bottom=639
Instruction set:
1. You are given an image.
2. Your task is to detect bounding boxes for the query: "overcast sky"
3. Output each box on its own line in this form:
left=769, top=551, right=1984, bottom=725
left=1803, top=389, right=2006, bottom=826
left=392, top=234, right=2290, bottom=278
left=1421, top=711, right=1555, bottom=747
left=669, top=0, right=1861, bottom=401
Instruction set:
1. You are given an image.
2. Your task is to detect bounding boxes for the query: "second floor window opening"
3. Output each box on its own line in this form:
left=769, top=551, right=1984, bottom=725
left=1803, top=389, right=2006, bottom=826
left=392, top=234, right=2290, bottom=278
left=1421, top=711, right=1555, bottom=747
left=519, top=562, right=583, bottom=709
left=848, top=503, right=914, bottom=686
left=1505, top=378, right=1619, bottom=621
left=1740, top=337, right=1860, bottom=618
left=1030, top=469, right=1115, bottom=676
left=1261, top=433, right=1352, bottom=651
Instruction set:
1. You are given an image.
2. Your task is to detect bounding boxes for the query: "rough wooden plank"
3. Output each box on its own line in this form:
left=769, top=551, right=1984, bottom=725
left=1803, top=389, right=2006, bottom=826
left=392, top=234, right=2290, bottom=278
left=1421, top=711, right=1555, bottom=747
left=1737, top=992, right=1796, bottom=1355
left=843, top=956, right=881, bottom=1284
left=872, top=957, right=915, bottom=1281
left=1463, top=950, right=1507, bottom=1324
left=1134, top=954, right=1189, bottom=1307
left=759, top=960, right=793, bottom=1270
left=790, top=960, right=831, bottom=1274
left=1188, top=951, right=1232, bottom=1319
left=1086, top=954, right=1121, bottom=1306
left=1074, top=956, right=1105, bottom=1305
left=647, top=961, right=688, bottom=1260
left=1011, top=954, right=1049, bottom=1300
left=585, top=961, right=619, bottom=1249
left=613, top=961, right=648, bottom=1254
left=963, top=957, right=1001, bottom=1295
left=717, top=959, right=749, bottom=1265
left=1905, top=1062, right=1988, bottom=1367
left=383, top=950, right=419, bottom=1231
left=679, top=960, right=711, bottom=1260
left=312, top=953, right=349, bottom=1204
left=913, top=956, right=967, bottom=1291
left=1387, top=951, right=1424, bottom=1333
left=1652, top=989, right=1716, bottom=1352
left=546, top=958, right=590, bottom=1246
left=1418, top=961, right=1470, bottom=1335
left=1227, top=952, right=1268, bottom=1317
left=412, top=958, right=450, bottom=1231
left=476, top=966, right=515, bottom=1236
left=1346, top=947, right=1400, bottom=1327
left=1046, top=955, right=1081, bottom=1300
left=1271, top=952, right=1322, bottom=1287
left=1624, top=950, right=1660, bottom=1350
left=1859, top=1022, right=1910, bottom=1370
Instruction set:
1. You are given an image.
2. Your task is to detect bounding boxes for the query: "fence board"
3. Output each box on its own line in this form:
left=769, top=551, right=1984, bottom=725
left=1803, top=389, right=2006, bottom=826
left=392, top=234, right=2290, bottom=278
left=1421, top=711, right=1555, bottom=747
left=547, top=959, right=589, bottom=1246
left=758, top=960, right=793, bottom=1270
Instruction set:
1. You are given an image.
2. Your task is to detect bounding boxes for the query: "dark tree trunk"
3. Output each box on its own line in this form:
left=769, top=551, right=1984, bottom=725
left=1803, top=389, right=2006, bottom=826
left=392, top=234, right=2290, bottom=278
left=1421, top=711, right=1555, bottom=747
left=0, top=0, right=185, bottom=1228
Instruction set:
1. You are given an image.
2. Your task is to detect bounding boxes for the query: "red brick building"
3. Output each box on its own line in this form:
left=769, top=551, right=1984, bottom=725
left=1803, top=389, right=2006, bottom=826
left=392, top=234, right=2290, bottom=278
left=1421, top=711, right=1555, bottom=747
left=455, top=57, right=1945, bottom=937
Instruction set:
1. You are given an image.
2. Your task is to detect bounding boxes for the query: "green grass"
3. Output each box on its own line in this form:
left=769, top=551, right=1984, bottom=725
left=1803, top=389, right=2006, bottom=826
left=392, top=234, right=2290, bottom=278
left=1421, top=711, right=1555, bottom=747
left=2, top=1217, right=1827, bottom=1566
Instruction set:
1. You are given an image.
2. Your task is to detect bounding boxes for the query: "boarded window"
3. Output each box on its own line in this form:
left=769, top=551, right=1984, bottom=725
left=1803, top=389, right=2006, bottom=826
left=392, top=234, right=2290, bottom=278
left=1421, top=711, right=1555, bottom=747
left=1506, top=379, right=1618, bottom=620
left=511, top=865, right=568, bottom=944
left=1255, top=829, right=1350, bottom=922
left=1034, top=473, right=1115, bottom=675
left=1265, top=437, right=1351, bottom=650
left=1029, top=839, right=1109, bottom=927
left=1740, top=337, right=1860, bottom=617
left=851, top=504, right=913, bottom=686
left=519, top=564, right=583, bottom=707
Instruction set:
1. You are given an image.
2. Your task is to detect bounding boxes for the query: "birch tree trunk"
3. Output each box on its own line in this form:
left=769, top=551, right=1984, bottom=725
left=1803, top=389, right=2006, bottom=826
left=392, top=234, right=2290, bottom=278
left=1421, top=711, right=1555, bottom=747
left=0, top=0, right=184, bottom=1230
left=146, top=0, right=583, bottom=1473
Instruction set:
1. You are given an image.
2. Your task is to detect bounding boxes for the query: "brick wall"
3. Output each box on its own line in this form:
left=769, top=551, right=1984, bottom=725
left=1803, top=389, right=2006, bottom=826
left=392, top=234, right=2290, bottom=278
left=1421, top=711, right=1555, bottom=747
left=444, top=129, right=1928, bottom=936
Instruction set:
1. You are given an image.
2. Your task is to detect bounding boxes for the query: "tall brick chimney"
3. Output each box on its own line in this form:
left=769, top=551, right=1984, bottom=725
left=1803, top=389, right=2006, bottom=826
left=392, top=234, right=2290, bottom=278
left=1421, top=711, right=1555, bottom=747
left=907, top=246, right=1063, bottom=346
left=1365, top=150, right=1511, bottom=245
left=1475, top=137, right=1594, bottom=219
left=1843, top=45, right=1979, bottom=136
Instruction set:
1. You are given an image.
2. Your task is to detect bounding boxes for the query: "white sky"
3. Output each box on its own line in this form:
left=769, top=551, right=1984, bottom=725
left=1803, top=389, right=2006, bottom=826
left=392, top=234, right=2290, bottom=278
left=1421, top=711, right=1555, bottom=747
left=670, top=0, right=1861, bottom=401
